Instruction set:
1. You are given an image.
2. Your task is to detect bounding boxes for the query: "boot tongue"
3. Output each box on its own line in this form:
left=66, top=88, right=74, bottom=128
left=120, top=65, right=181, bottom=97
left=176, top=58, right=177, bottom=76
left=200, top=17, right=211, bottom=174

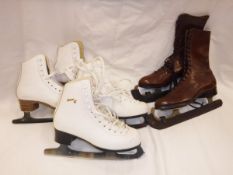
left=55, top=41, right=85, bottom=83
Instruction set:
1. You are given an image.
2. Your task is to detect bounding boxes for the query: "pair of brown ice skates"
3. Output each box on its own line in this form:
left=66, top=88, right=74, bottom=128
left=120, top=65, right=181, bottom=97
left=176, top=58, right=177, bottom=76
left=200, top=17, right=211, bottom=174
left=132, top=14, right=223, bottom=129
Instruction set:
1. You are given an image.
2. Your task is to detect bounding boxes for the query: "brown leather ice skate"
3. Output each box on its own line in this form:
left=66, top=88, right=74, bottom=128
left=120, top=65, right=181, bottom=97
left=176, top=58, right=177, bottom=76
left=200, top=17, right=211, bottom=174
left=147, top=29, right=222, bottom=129
left=132, top=13, right=209, bottom=103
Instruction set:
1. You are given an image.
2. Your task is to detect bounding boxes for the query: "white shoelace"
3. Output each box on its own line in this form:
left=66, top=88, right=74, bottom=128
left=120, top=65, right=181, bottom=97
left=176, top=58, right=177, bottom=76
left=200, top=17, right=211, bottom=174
left=93, top=102, right=127, bottom=130
left=76, top=56, right=135, bottom=102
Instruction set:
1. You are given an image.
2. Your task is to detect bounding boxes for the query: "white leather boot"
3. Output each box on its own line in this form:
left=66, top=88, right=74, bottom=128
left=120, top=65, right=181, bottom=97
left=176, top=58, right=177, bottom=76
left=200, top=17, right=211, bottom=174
left=45, top=79, right=144, bottom=159
left=13, top=54, right=63, bottom=124
left=75, top=57, right=149, bottom=128
left=13, top=41, right=84, bottom=124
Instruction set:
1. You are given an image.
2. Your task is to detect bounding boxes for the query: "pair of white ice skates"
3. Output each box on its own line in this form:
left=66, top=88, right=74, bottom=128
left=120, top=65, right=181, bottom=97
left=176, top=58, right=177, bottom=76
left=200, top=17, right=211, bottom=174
left=14, top=41, right=147, bottom=159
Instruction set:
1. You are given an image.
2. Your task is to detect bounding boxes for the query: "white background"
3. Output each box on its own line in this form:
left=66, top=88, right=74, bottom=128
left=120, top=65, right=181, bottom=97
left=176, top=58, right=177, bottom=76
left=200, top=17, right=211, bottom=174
left=0, top=0, right=233, bottom=175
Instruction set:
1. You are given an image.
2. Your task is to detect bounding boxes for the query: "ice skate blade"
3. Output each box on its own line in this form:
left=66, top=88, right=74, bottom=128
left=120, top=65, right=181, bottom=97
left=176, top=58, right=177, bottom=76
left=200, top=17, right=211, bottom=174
left=12, top=112, right=53, bottom=124
left=44, top=144, right=144, bottom=160
left=131, top=88, right=168, bottom=103
left=147, top=99, right=223, bottom=129
left=120, top=113, right=148, bottom=129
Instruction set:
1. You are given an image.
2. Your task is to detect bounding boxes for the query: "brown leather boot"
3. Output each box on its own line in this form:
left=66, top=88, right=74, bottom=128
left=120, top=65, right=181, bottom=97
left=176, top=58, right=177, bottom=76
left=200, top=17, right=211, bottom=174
left=132, top=14, right=209, bottom=103
left=139, top=14, right=209, bottom=88
left=146, top=29, right=223, bottom=129
left=155, top=29, right=216, bottom=109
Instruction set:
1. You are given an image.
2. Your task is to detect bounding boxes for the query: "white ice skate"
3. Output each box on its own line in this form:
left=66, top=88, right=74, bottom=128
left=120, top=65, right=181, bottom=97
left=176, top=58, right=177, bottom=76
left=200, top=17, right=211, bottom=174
left=75, top=57, right=149, bottom=128
left=13, top=54, right=63, bottom=124
left=13, top=41, right=84, bottom=124
left=44, top=79, right=144, bottom=159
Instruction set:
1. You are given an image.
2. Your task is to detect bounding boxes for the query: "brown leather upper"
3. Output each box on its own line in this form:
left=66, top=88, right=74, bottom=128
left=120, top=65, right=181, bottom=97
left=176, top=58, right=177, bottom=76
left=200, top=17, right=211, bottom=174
left=155, top=29, right=217, bottom=109
left=139, top=55, right=182, bottom=88
left=139, top=14, right=209, bottom=88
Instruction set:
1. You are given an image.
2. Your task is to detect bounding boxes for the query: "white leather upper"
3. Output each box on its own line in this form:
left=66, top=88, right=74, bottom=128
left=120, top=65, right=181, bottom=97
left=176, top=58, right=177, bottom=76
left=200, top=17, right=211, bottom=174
left=17, top=54, right=63, bottom=107
left=54, top=79, right=140, bottom=150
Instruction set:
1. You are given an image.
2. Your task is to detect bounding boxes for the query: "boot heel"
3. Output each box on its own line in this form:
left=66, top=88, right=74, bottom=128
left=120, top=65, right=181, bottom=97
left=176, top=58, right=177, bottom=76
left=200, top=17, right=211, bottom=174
left=200, top=87, right=217, bottom=98
left=13, top=100, right=52, bottom=124
left=55, top=129, right=76, bottom=145
left=19, top=100, right=39, bottom=112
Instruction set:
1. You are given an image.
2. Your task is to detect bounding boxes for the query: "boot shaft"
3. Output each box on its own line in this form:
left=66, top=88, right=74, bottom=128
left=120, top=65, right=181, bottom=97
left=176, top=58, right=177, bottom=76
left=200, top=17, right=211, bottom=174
left=17, top=55, right=62, bottom=107
left=161, top=14, right=210, bottom=78
left=184, top=28, right=216, bottom=86
left=54, top=79, right=95, bottom=119
left=55, top=41, right=85, bottom=83
left=185, top=29, right=211, bottom=71
left=174, top=14, right=209, bottom=55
